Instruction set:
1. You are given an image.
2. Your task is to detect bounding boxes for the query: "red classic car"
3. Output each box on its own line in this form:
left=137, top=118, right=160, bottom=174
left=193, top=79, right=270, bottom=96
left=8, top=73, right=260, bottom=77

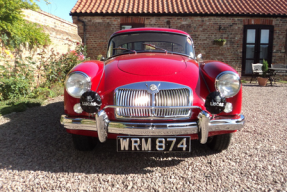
left=61, top=28, right=245, bottom=152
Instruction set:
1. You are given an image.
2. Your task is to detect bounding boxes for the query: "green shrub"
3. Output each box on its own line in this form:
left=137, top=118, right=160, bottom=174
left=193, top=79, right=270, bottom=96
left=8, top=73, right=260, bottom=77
left=0, top=43, right=89, bottom=101
left=0, top=57, right=33, bottom=100
left=262, top=59, right=269, bottom=78
left=41, top=44, right=89, bottom=88
left=214, top=39, right=226, bottom=42
left=31, top=87, right=54, bottom=99
left=0, top=0, right=51, bottom=50
left=0, top=77, right=31, bottom=100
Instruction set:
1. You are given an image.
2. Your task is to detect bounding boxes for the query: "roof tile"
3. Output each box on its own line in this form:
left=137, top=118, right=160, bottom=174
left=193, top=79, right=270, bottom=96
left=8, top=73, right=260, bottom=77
left=70, top=0, right=287, bottom=16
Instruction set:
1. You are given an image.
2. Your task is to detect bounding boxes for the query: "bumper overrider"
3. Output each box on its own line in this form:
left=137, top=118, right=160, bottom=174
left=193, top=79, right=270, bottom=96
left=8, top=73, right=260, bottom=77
left=60, top=105, right=245, bottom=144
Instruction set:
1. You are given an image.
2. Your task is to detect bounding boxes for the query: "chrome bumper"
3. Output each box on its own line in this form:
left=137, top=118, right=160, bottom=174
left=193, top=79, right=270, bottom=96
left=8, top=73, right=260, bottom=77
left=60, top=111, right=245, bottom=144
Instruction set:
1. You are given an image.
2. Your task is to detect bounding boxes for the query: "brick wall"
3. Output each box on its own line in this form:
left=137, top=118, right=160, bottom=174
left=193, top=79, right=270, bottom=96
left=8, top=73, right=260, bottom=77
left=73, top=15, right=287, bottom=72
left=23, top=9, right=81, bottom=56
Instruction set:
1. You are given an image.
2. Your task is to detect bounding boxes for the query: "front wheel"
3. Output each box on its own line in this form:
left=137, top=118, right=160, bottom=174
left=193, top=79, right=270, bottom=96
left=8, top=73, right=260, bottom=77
left=72, top=134, right=97, bottom=151
left=206, top=133, right=232, bottom=151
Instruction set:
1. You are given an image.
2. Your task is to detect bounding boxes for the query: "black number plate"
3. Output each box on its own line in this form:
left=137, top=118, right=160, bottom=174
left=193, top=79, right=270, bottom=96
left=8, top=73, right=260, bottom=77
left=117, top=136, right=191, bottom=152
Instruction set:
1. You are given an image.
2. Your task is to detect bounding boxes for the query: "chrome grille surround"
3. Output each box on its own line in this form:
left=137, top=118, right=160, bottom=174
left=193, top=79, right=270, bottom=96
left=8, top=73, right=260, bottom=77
left=114, top=82, right=193, bottom=120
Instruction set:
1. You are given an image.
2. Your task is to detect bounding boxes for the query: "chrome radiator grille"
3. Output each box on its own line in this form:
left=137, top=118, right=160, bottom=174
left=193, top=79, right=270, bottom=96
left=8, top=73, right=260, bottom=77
left=116, top=89, right=151, bottom=117
left=154, top=89, right=190, bottom=117
left=114, top=82, right=192, bottom=119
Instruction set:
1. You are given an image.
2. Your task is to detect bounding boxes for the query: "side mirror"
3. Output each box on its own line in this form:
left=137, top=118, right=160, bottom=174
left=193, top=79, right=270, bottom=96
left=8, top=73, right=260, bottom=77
left=100, top=56, right=106, bottom=61
left=197, top=53, right=204, bottom=63
left=97, top=54, right=105, bottom=61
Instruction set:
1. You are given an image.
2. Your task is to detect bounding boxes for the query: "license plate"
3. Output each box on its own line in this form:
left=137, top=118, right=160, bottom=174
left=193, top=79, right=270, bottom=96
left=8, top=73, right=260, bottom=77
left=117, top=136, right=191, bottom=152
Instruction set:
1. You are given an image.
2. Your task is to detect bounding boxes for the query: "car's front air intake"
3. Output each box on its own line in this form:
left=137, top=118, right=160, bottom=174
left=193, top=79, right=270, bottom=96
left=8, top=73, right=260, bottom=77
left=114, top=82, right=192, bottom=119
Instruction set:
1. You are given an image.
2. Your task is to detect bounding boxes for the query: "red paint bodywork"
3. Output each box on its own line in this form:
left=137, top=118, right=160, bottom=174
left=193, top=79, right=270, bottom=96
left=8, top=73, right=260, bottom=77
left=64, top=28, right=242, bottom=139
left=112, top=27, right=190, bottom=36
left=118, top=54, right=187, bottom=76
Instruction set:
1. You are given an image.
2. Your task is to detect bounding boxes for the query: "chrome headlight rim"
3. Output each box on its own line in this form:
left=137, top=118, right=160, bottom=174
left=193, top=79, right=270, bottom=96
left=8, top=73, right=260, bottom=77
left=65, top=71, right=91, bottom=98
left=215, top=71, right=241, bottom=98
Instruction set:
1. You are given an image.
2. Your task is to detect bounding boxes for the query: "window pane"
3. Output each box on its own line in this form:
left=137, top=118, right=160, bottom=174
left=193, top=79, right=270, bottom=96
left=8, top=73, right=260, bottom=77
left=134, top=42, right=142, bottom=50
left=260, top=30, right=269, bottom=44
left=247, top=29, right=256, bottom=43
left=121, top=25, right=132, bottom=30
left=260, top=45, right=269, bottom=60
left=246, top=45, right=255, bottom=59
left=245, top=60, right=253, bottom=74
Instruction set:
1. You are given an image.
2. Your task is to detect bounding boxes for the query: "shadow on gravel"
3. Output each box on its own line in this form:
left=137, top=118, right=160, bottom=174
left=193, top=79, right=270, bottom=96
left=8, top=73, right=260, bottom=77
left=0, top=101, right=217, bottom=175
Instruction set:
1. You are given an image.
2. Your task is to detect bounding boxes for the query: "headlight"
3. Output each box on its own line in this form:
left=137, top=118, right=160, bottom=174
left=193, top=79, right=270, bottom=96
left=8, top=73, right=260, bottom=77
left=65, top=72, right=91, bottom=98
left=215, top=71, right=240, bottom=98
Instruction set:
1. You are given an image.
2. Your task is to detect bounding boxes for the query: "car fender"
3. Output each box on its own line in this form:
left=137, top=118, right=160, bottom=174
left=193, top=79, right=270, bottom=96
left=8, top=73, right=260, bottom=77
left=200, top=60, right=242, bottom=115
left=64, top=60, right=104, bottom=116
left=70, top=60, right=105, bottom=90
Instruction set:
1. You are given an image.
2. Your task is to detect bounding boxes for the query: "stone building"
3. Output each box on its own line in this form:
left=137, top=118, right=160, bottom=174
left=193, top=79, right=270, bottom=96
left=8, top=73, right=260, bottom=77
left=70, top=0, right=287, bottom=76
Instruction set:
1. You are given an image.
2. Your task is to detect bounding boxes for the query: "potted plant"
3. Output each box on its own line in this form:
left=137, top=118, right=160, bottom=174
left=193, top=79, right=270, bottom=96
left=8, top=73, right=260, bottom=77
left=213, top=39, right=226, bottom=46
left=257, top=59, right=269, bottom=86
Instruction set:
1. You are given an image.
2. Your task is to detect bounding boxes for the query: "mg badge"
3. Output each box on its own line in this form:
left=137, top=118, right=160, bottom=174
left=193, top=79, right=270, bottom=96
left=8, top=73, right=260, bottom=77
left=146, top=82, right=160, bottom=94
left=149, top=84, right=157, bottom=91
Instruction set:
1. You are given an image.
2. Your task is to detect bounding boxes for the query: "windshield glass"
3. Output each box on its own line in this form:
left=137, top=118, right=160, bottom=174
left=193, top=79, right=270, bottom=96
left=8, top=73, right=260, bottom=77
left=107, top=32, right=195, bottom=59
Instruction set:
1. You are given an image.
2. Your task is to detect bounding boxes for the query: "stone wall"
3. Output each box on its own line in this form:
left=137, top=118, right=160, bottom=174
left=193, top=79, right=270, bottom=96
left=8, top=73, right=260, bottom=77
left=73, top=15, right=287, bottom=73
left=22, top=9, right=81, bottom=56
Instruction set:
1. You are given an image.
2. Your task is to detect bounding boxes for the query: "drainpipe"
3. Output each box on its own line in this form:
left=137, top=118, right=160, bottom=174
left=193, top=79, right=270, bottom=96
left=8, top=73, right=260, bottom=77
left=77, top=16, right=86, bottom=45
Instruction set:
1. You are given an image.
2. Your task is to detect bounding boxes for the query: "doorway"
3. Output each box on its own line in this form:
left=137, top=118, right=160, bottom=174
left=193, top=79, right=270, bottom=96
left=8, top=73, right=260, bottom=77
left=242, top=25, right=274, bottom=75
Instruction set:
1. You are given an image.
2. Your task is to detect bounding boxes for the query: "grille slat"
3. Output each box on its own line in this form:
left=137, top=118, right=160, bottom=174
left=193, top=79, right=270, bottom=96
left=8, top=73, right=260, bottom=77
left=119, top=90, right=123, bottom=115
left=133, top=91, right=136, bottom=115
left=140, top=90, right=143, bottom=116
left=164, top=90, right=168, bottom=116
left=115, top=85, right=191, bottom=119
left=127, top=90, right=131, bottom=116
left=133, top=91, right=137, bottom=115
left=180, top=89, right=184, bottom=115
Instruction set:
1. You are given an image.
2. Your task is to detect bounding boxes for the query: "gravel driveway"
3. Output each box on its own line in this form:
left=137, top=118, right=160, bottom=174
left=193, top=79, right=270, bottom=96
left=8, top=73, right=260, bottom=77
left=0, top=84, right=286, bottom=191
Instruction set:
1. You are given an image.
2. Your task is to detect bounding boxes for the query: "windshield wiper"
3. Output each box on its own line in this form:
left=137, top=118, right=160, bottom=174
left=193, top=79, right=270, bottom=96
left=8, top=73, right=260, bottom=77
left=113, top=47, right=137, bottom=54
left=143, top=43, right=168, bottom=54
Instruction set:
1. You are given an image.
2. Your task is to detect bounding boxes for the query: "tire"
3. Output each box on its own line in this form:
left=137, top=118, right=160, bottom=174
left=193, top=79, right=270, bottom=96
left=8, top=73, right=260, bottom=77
left=72, top=134, right=97, bottom=151
left=207, top=133, right=232, bottom=151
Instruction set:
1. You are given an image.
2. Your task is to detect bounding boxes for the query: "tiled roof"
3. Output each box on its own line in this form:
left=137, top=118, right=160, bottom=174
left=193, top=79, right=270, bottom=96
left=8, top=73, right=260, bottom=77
left=71, top=0, right=287, bottom=16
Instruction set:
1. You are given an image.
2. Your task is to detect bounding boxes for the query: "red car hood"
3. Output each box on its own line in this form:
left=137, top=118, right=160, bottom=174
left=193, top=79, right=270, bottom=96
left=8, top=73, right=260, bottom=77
left=117, top=53, right=187, bottom=76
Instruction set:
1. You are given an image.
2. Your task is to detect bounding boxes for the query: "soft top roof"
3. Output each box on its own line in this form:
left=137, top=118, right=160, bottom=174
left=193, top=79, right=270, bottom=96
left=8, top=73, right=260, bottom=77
left=111, top=28, right=190, bottom=37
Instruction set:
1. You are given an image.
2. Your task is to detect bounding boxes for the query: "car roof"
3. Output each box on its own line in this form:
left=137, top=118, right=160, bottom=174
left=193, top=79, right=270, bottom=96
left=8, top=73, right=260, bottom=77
left=111, top=27, right=190, bottom=37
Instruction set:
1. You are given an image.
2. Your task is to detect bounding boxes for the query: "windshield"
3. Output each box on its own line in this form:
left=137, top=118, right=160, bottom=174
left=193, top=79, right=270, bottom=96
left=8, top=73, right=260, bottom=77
left=107, top=32, right=195, bottom=59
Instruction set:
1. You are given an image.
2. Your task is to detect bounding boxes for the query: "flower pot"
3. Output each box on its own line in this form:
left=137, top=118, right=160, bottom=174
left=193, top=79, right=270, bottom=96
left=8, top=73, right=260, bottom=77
left=213, top=41, right=226, bottom=46
left=257, top=77, right=268, bottom=86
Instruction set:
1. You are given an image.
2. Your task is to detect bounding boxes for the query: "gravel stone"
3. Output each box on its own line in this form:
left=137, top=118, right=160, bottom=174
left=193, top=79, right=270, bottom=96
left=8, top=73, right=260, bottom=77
left=0, top=83, right=286, bottom=191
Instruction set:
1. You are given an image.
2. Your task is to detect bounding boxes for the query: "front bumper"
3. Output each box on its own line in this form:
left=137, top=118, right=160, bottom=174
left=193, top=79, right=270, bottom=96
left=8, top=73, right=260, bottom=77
left=60, top=110, right=245, bottom=144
